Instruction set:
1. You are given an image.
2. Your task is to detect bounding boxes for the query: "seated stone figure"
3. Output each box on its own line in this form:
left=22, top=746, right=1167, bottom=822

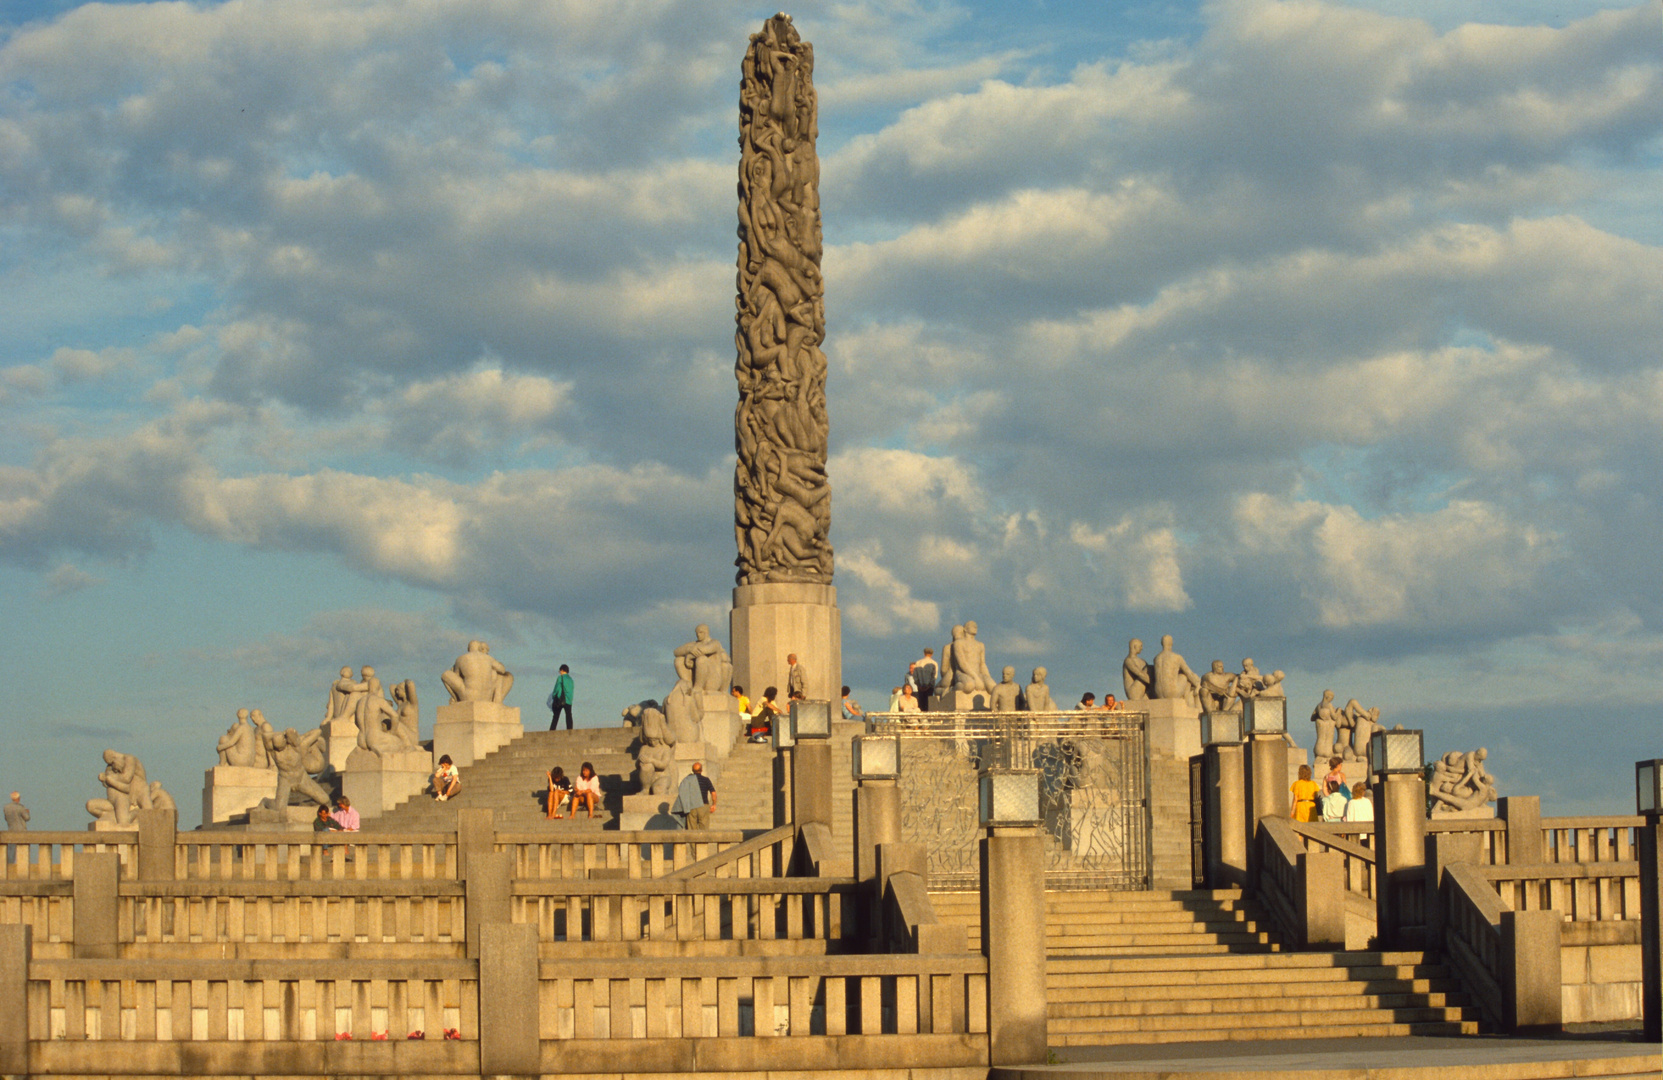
left=673, top=624, right=734, bottom=693
left=355, top=671, right=421, bottom=754
left=441, top=640, right=513, bottom=704
left=634, top=703, right=677, bottom=796
left=216, top=708, right=269, bottom=768
left=1430, top=749, right=1498, bottom=815
left=87, top=749, right=152, bottom=825
left=1310, top=690, right=1343, bottom=759
left=1341, top=699, right=1381, bottom=760
left=1198, top=661, right=1239, bottom=713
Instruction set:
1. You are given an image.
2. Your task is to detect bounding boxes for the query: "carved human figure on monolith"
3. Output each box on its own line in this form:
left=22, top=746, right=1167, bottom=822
left=1024, top=668, right=1056, bottom=711
left=358, top=676, right=420, bottom=755
left=1151, top=635, right=1200, bottom=704
left=674, top=625, right=734, bottom=693
left=990, top=666, right=1022, bottom=711
left=733, top=14, right=833, bottom=585
left=442, top=640, right=513, bottom=704
left=1122, top=639, right=1153, bottom=701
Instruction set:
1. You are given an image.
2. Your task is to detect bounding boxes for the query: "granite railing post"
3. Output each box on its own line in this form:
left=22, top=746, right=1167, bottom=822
left=1202, top=743, right=1246, bottom=889
left=478, top=922, right=540, bottom=1074
left=980, top=826, right=1047, bottom=1065
left=875, top=842, right=925, bottom=949
left=135, top=807, right=177, bottom=881
left=0, top=925, right=29, bottom=1074
left=73, top=850, right=121, bottom=958
left=855, top=778, right=900, bottom=938
left=1376, top=772, right=1428, bottom=950
left=456, top=807, right=495, bottom=879
left=1425, top=831, right=1481, bottom=956
left=1640, top=811, right=1662, bottom=1041
left=792, top=738, right=832, bottom=828
left=1298, top=851, right=1346, bottom=950
left=1498, top=796, right=1542, bottom=866
left=1501, top=908, right=1563, bottom=1032
left=1243, top=733, right=1288, bottom=881
left=458, top=809, right=508, bottom=959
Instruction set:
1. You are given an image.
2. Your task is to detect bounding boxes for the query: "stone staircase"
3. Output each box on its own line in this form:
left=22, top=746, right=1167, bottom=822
left=930, top=889, right=1483, bottom=1045
left=368, top=725, right=784, bottom=832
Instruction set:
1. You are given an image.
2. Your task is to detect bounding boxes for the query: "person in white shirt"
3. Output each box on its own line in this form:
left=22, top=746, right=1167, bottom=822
left=572, top=762, right=603, bottom=820
left=1342, top=783, right=1374, bottom=823
left=896, top=685, right=920, bottom=712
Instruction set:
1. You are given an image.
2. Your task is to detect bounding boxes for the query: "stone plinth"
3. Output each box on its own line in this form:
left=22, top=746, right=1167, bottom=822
left=619, top=793, right=678, bottom=831
left=201, top=764, right=278, bottom=826
left=930, top=689, right=989, bottom=712
left=688, top=692, right=741, bottom=758
left=86, top=821, right=138, bottom=833
left=246, top=805, right=318, bottom=831
left=730, top=582, right=841, bottom=705
left=1143, top=697, right=1201, bottom=760
left=341, top=748, right=432, bottom=819
left=673, top=740, right=718, bottom=782
left=322, top=717, right=360, bottom=772
left=433, top=700, right=522, bottom=769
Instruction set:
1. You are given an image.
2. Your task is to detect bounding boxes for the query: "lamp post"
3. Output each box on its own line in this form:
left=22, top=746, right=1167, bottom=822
left=1638, top=759, right=1663, bottom=1041
left=852, top=733, right=901, bottom=885
left=1371, top=728, right=1426, bottom=950
left=977, top=767, right=1046, bottom=1065
left=1201, top=711, right=1246, bottom=889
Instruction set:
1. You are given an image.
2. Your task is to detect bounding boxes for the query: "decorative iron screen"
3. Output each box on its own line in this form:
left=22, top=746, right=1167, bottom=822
left=866, top=711, right=1150, bottom=891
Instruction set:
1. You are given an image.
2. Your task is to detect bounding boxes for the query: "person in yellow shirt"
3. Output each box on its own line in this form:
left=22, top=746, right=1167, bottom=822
left=1290, top=764, right=1320, bottom=823
left=731, top=685, right=750, bottom=717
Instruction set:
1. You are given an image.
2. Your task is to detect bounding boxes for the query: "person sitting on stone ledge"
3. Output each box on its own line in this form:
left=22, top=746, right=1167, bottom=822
left=432, top=755, right=460, bottom=802
left=314, top=805, right=344, bottom=833
left=841, top=685, right=863, bottom=719
left=748, top=687, right=780, bottom=741
left=331, top=795, right=360, bottom=832
left=1076, top=692, right=1096, bottom=710
left=546, top=765, right=572, bottom=819
left=1102, top=692, right=1119, bottom=710
left=731, top=685, right=750, bottom=719
left=895, top=684, right=920, bottom=712
left=572, top=762, right=601, bottom=820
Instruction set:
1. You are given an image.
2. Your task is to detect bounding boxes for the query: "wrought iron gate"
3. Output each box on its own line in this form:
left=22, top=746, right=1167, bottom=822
left=869, top=711, right=1150, bottom=891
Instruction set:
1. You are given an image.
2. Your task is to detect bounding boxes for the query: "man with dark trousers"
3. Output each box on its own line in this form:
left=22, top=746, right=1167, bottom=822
left=549, top=664, right=575, bottom=730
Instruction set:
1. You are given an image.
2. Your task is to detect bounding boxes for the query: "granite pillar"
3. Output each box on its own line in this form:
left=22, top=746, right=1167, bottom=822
left=981, top=826, right=1047, bottom=1066
left=1639, top=815, right=1661, bottom=1042
left=1376, top=772, right=1428, bottom=950
left=478, top=922, right=540, bottom=1074
left=1202, top=743, right=1246, bottom=889
left=73, top=851, right=120, bottom=959
left=0, top=925, right=28, bottom=1074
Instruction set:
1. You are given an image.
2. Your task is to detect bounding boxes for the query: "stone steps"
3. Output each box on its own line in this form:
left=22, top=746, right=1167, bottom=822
left=930, top=887, right=1483, bottom=1044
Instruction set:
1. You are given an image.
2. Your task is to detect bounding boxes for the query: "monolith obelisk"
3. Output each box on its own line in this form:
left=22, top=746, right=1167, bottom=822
left=729, top=13, right=842, bottom=706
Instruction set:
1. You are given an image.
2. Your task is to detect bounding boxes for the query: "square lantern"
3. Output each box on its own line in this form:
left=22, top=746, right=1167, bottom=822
left=771, top=707, right=795, bottom=750
left=1201, top=711, right=1243, bottom=747
left=1243, top=697, right=1286, bottom=736
left=1369, top=728, right=1424, bottom=775
left=853, top=733, right=901, bottom=781
left=1637, top=760, right=1663, bottom=816
left=978, top=768, right=1041, bottom=828
left=791, top=699, right=833, bottom=739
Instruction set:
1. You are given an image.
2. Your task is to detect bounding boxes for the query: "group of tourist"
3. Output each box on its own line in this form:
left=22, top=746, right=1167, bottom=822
left=545, top=762, right=602, bottom=819
left=1290, top=756, right=1373, bottom=823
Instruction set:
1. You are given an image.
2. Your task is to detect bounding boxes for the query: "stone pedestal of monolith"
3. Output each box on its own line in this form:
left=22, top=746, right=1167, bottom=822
left=433, top=701, right=522, bottom=769
left=1144, top=697, right=1202, bottom=760
left=341, top=748, right=432, bottom=819
left=730, top=583, right=842, bottom=709
left=201, top=765, right=279, bottom=826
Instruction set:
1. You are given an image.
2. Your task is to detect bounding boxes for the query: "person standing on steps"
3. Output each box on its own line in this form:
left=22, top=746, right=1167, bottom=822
left=672, top=761, right=716, bottom=829
left=548, top=664, right=575, bottom=731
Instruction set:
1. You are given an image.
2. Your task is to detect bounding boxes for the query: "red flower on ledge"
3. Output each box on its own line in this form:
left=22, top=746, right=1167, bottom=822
left=442, top=1028, right=461, bottom=1040
left=333, top=1032, right=352, bottom=1041
left=407, top=1030, right=425, bottom=1040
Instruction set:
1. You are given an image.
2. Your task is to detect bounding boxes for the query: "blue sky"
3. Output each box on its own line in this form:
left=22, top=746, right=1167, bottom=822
left=2, top=0, right=1660, bottom=826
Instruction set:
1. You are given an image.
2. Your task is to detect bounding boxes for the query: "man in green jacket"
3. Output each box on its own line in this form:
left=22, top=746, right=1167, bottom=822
left=549, top=665, right=575, bottom=730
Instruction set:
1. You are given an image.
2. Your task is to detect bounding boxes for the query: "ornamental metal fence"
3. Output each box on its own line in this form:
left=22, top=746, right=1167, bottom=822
left=864, top=710, right=1150, bottom=891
